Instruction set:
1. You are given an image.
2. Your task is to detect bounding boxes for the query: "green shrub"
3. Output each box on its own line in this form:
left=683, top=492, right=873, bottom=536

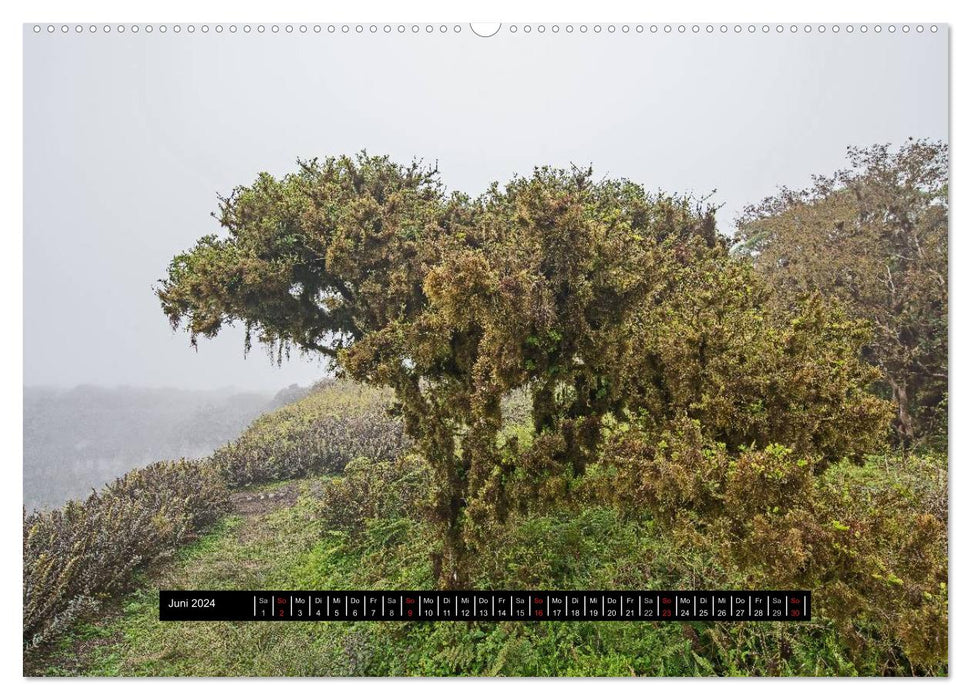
left=317, top=454, right=432, bottom=535
left=592, top=420, right=948, bottom=674
left=210, top=381, right=410, bottom=487
left=23, top=459, right=228, bottom=653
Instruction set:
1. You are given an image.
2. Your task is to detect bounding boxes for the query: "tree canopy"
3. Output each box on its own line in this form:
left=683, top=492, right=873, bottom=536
left=159, top=153, right=891, bottom=585
left=733, top=140, right=948, bottom=445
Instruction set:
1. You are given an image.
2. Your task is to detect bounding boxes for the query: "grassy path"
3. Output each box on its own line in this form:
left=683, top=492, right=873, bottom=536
left=32, top=474, right=828, bottom=677
left=30, top=475, right=707, bottom=677
left=33, top=478, right=379, bottom=676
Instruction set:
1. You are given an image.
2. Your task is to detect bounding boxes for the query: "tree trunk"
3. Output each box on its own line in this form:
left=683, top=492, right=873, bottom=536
left=429, top=450, right=469, bottom=589
left=891, top=378, right=914, bottom=446
left=441, top=516, right=468, bottom=589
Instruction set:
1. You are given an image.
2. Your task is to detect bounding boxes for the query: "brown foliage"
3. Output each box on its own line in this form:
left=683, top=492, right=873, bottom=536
left=735, top=140, right=948, bottom=445
left=23, top=460, right=229, bottom=652
left=158, top=154, right=896, bottom=586
left=210, top=381, right=409, bottom=487
left=595, top=421, right=947, bottom=672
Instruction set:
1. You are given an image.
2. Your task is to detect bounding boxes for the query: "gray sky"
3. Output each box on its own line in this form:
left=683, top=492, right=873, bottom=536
left=24, top=25, right=948, bottom=391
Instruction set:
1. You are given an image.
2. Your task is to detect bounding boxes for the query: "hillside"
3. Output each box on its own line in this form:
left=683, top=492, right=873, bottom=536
left=33, top=476, right=721, bottom=677
left=25, top=382, right=948, bottom=677
left=23, top=385, right=312, bottom=510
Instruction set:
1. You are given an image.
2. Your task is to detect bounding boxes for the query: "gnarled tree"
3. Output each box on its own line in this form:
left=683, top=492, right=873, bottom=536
left=159, top=154, right=890, bottom=585
left=733, top=140, right=948, bottom=445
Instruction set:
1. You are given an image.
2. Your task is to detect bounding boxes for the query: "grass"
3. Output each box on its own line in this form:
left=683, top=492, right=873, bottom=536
left=33, top=474, right=866, bottom=678
left=39, top=479, right=343, bottom=676
left=33, top=477, right=687, bottom=676
left=24, top=380, right=947, bottom=677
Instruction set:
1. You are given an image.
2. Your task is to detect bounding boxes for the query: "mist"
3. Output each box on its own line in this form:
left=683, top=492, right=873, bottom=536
left=24, top=26, right=948, bottom=390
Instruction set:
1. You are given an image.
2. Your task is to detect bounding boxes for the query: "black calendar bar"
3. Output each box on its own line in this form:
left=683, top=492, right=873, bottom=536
left=159, top=590, right=811, bottom=622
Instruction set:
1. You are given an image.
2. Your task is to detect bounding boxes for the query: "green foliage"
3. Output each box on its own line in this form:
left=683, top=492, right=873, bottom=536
left=47, top=451, right=946, bottom=677
left=591, top=422, right=948, bottom=674
left=617, top=260, right=892, bottom=464
left=158, top=154, right=889, bottom=585
left=317, top=455, right=431, bottom=535
left=734, top=140, right=948, bottom=445
left=46, top=146, right=935, bottom=675
left=210, top=380, right=409, bottom=487
left=23, top=459, right=229, bottom=654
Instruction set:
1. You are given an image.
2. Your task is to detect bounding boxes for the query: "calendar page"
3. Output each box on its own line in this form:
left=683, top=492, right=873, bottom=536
left=21, top=16, right=949, bottom=679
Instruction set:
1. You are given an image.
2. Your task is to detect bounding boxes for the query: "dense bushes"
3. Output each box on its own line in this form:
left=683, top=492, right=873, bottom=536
left=619, top=277, right=893, bottom=464
left=288, top=446, right=947, bottom=676
left=317, top=455, right=431, bottom=535
left=586, top=419, right=948, bottom=674
left=22, top=380, right=407, bottom=656
left=210, top=381, right=409, bottom=487
left=733, top=141, right=948, bottom=445
left=159, top=154, right=909, bottom=587
left=23, top=459, right=228, bottom=651
left=23, top=378, right=947, bottom=675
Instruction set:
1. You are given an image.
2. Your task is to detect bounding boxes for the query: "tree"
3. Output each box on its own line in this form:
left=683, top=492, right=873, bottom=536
left=159, top=153, right=890, bottom=585
left=732, top=140, right=948, bottom=445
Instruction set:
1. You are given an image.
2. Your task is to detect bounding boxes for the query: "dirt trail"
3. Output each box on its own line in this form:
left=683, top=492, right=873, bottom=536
left=230, top=482, right=302, bottom=516
left=28, top=479, right=311, bottom=676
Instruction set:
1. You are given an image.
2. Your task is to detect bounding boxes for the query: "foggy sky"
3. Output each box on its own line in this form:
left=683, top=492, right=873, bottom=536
left=24, top=24, right=948, bottom=391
